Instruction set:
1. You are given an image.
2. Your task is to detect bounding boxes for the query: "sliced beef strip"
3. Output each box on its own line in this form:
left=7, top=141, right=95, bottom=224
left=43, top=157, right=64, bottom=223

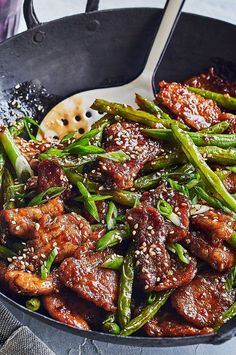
left=59, top=250, right=118, bottom=312
left=0, top=197, right=64, bottom=239
left=191, top=208, right=236, bottom=246
left=28, top=212, right=92, bottom=263
left=126, top=206, right=196, bottom=292
left=156, top=81, right=233, bottom=130
left=186, top=231, right=236, bottom=271
left=43, top=289, right=103, bottom=330
left=126, top=206, right=170, bottom=291
left=171, top=272, right=235, bottom=328
left=141, top=184, right=190, bottom=243
left=99, top=121, right=160, bottom=189
left=144, top=311, right=213, bottom=337
left=37, top=159, right=71, bottom=200
left=5, top=269, right=60, bottom=296
left=223, top=173, right=236, bottom=193
left=184, top=67, right=236, bottom=98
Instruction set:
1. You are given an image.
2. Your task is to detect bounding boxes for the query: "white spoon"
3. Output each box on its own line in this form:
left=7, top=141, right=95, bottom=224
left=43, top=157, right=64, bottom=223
left=38, top=0, right=185, bottom=141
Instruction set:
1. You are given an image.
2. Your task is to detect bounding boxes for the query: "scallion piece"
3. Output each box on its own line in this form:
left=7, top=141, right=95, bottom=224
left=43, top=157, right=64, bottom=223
left=167, top=243, right=190, bottom=264
left=157, top=199, right=181, bottom=227
left=41, top=247, right=58, bottom=280
left=0, top=245, right=17, bottom=260
left=225, top=264, right=236, bottom=292
left=28, top=186, right=65, bottom=207
left=99, top=150, right=130, bottom=162
left=0, top=128, right=33, bottom=182
left=106, top=201, right=118, bottom=230
left=77, top=181, right=100, bottom=221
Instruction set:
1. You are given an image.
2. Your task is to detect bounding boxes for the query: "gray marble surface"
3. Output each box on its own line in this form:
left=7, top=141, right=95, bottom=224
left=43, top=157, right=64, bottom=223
left=3, top=1, right=235, bottom=354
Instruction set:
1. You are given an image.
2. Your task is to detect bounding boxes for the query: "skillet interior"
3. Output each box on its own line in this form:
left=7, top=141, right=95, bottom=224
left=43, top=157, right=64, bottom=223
left=0, top=7, right=236, bottom=347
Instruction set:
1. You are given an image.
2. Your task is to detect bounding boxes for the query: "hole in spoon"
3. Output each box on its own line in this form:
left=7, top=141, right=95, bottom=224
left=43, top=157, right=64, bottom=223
left=75, top=115, right=81, bottom=122
left=98, top=111, right=104, bottom=115
left=78, top=128, right=85, bottom=134
left=61, top=118, right=69, bottom=126
left=86, top=111, right=92, bottom=118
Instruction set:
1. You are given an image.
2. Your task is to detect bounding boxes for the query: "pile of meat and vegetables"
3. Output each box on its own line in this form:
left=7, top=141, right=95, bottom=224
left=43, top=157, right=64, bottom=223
left=1, top=67, right=236, bottom=337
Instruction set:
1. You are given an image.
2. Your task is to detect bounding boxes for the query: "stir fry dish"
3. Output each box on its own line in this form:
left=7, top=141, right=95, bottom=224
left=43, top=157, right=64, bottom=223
left=1, top=67, right=236, bottom=337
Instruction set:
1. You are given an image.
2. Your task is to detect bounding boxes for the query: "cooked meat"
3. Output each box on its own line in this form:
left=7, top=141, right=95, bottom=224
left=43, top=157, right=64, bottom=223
left=191, top=208, right=236, bottom=245
left=184, top=67, right=236, bottom=97
left=126, top=206, right=170, bottom=291
left=0, top=259, right=9, bottom=291
left=187, top=231, right=236, bottom=271
left=0, top=197, right=64, bottom=239
left=29, top=213, right=92, bottom=263
left=43, top=289, right=103, bottom=330
left=223, top=173, right=236, bottom=193
left=154, top=256, right=197, bottom=292
left=15, top=137, right=50, bottom=163
left=157, top=81, right=233, bottom=130
left=59, top=250, right=118, bottom=312
left=171, top=272, right=235, bottom=328
left=99, top=122, right=160, bottom=188
left=37, top=160, right=71, bottom=199
left=141, top=184, right=190, bottom=242
left=228, top=117, right=236, bottom=134
left=144, top=312, right=214, bottom=337
left=5, top=269, right=60, bottom=296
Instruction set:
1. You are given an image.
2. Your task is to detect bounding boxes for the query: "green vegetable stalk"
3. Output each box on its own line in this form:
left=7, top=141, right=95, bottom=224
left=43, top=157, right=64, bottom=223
left=188, top=86, right=236, bottom=110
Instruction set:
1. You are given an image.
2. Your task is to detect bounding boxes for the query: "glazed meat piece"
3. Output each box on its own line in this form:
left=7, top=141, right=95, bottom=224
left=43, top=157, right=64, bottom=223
left=191, top=208, right=236, bottom=245
left=43, top=289, right=103, bottom=330
left=99, top=122, right=160, bottom=188
left=126, top=206, right=196, bottom=291
left=29, top=212, right=92, bottom=263
left=228, top=117, right=236, bottom=134
left=37, top=159, right=71, bottom=199
left=5, top=269, right=60, bottom=296
left=171, top=272, right=235, bottom=328
left=154, top=256, right=197, bottom=292
left=126, top=206, right=170, bottom=291
left=15, top=137, right=49, bottom=164
left=157, top=81, right=233, bottom=130
left=141, top=184, right=190, bottom=242
left=223, top=172, right=236, bottom=193
left=184, top=67, right=236, bottom=97
left=0, top=197, right=64, bottom=239
left=187, top=231, right=236, bottom=271
left=59, top=250, right=118, bottom=312
left=144, top=312, right=213, bottom=337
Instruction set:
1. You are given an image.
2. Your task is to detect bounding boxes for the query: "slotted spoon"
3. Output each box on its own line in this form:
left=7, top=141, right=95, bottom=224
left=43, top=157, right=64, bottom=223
left=38, top=0, right=185, bottom=141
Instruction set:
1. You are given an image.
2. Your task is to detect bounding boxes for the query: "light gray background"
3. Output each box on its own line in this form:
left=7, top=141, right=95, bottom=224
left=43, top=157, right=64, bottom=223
left=3, top=1, right=236, bottom=354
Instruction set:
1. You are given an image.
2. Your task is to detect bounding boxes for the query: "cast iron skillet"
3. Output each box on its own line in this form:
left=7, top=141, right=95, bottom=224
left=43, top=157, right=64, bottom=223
left=0, top=0, right=236, bottom=347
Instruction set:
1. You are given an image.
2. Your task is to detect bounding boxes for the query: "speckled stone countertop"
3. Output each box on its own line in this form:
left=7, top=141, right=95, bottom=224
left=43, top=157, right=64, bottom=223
left=3, top=1, right=236, bottom=354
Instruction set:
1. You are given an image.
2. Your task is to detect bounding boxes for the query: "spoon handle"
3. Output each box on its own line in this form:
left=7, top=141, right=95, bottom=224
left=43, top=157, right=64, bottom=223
left=142, top=0, right=185, bottom=89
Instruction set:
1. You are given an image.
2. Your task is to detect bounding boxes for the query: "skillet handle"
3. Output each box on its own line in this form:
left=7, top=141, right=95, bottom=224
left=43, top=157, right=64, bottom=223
left=23, top=0, right=100, bottom=30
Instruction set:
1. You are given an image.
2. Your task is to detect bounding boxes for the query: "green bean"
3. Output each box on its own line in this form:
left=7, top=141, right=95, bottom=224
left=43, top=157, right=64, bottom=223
left=26, top=298, right=41, bottom=312
left=91, top=99, right=189, bottom=130
left=142, top=151, right=186, bottom=172
left=200, top=121, right=230, bottom=134
left=0, top=245, right=17, bottom=260
left=134, top=171, right=163, bottom=189
left=41, top=247, right=58, bottom=280
left=172, top=125, right=236, bottom=213
left=118, top=245, right=135, bottom=329
left=107, top=190, right=141, bottom=207
left=228, top=232, right=236, bottom=250
left=213, top=301, right=236, bottom=332
left=135, top=93, right=170, bottom=119
left=225, top=264, right=236, bottom=292
left=101, top=254, right=124, bottom=271
left=95, top=227, right=130, bottom=251
left=198, top=146, right=236, bottom=165
left=144, top=128, right=236, bottom=149
left=120, top=290, right=172, bottom=336
left=2, top=168, right=15, bottom=209
left=64, top=168, right=98, bottom=193
left=102, top=322, right=121, bottom=335
left=188, top=86, right=236, bottom=110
